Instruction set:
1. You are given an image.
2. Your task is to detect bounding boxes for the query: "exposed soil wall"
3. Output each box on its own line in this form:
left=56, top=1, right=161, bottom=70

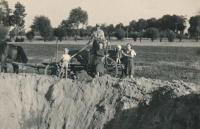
left=0, top=73, right=199, bottom=129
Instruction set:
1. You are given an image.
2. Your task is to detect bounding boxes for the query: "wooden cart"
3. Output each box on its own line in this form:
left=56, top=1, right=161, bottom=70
left=44, top=45, right=124, bottom=78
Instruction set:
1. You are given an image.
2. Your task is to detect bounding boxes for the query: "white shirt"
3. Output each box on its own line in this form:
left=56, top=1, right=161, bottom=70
left=126, top=49, right=136, bottom=58
left=62, top=54, right=71, bottom=61
left=91, top=29, right=105, bottom=40
left=130, top=50, right=136, bottom=58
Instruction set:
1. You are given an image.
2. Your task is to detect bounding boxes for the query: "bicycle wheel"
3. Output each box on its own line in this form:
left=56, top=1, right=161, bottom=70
left=103, top=57, right=118, bottom=78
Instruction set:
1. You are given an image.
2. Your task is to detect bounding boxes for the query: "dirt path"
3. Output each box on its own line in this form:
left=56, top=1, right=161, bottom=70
left=8, top=39, right=200, bottom=47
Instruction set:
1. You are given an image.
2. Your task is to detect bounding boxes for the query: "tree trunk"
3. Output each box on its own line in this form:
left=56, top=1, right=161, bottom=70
left=160, top=37, right=162, bottom=42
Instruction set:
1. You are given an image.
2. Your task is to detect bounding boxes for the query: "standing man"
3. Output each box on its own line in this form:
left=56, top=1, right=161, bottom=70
left=87, top=23, right=105, bottom=52
left=87, top=24, right=105, bottom=76
left=87, top=24, right=106, bottom=76
left=122, top=43, right=136, bottom=78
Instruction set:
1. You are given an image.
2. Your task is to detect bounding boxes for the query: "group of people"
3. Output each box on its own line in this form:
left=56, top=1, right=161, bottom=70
left=59, top=23, right=136, bottom=78
left=115, top=43, right=136, bottom=78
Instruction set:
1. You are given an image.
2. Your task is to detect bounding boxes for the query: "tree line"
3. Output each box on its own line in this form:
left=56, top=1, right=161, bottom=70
left=0, top=0, right=200, bottom=42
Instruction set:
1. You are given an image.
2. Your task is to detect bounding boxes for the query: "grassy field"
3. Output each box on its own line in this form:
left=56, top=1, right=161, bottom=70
left=8, top=40, right=200, bottom=84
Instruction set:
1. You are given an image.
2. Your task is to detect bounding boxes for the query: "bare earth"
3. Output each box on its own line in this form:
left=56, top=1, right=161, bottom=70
left=0, top=73, right=200, bottom=129
left=1, top=39, right=200, bottom=129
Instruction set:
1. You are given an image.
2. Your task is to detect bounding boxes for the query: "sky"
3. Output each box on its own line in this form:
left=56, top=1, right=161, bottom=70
left=7, top=0, right=200, bottom=31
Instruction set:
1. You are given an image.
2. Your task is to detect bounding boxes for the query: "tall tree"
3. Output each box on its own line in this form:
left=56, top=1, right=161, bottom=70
left=68, top=7, right=88, bottom=29
left=100, top=23, right=108, bottom=37
left=9, top=28, right=17, bottom=41
left=129, top=20, right=137, bottom=31
left=159, top=31, right=166, bottom=42
left=12, top=2, right=26, bottom=34
left=114, top=29, right=125, bottom=40
left=0, top=24, right=8, bottom=41
left=175, top=15, right=187, bottom=34
left=86, top=25, right=93, bottom=34
left=30, top=15, right=53, bottom=42
left=106, top=24, right=114, bottom=40
left=136, top=19, right=147, bottom=31
left=54, top=27, right=66, bottom=41
left=188, top=15, right=200, bottom=41
left=115, top=23, right=124, bottom=31
left=146, top=18, right=157, bottom=29
left=0, top=0, right=12, bottom=27
left=145, top=28, right=159, bottom=42
left=60, top=19, right=73, bottom=39
left=26, top=30, right=35, bottom=42
left=159, top=14, right=187, bottom=33
left=159, top=15, right=172, bottom=31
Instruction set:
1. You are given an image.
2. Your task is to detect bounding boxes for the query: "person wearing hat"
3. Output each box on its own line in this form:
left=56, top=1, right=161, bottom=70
left=87, top=23, right=105, bottom=52
left=87, top=23, right=106, bottom=70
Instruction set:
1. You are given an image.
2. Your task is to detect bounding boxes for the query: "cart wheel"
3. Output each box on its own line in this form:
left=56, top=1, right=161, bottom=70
left=103, top=57, right=118, bottom=78
left=45, top=63, right=62, bottom=77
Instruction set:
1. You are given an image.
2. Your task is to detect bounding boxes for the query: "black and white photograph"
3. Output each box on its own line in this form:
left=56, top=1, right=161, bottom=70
left=0, top=0, right=200, bottom=128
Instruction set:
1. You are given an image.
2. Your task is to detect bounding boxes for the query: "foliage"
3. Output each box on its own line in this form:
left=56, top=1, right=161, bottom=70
left=60, top=20, right=73, bottom=39
left=114, top=29, right=125, bottom=40
left=129, top=20, right=137, bottom=30
left=138, top=31, right=144, bottom=42
left=53, top=27, right=66, bottom=41
left=15, top=37, right=24, bottom=42
left=18, top=29, right=26, bottom=38
left=115, top=23, right=124, bottom=31
left=0, top=24, right=8, bottom=41
left=188, top=15, right=200, bottom=41
left=9, top=28, right=17, bottom=40
left=130, top=32, right=139, bottom=41
left=106, top=24, right=114, bottom=40
left=86, top=25, right=93, bottom=36
left=0, top=0, right=12, bottom=27
left=146, top=18, right=157, bottom=28
left=145, top=28, right=159, bottom=42
left=159, top=14, right=187, bottom=33
left=79, top=28, right=88, bottom=37
left=12, top=2, right=26, bottom=34
left=26, top=31, right=35, bottom=42
left=71, top=29, right=79, bottom=37
left=159, top=31, right=166, bottom=42
left=68, top=7, right=88, bottom=29
left=166, top=30, right=175, bottom=42
left=176, top=34, right=185, bottom=42
left=100, top=24, right=108, bottom=37
left=136, top=19, right=147, bottom=31
left=195, top=26, right=200, bottom=42
left=30, top=15, right=53, bottom=42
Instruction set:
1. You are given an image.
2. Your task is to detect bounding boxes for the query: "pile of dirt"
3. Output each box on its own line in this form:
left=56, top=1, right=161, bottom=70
left=0, top=73, right=199, bottom=129
left=68, top=70, right=92, bottom=81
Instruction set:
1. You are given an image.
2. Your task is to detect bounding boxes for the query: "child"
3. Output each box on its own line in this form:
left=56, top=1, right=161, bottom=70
left=115, top=45, right=123, bottom=64
left=59, top=48, right=71, bottom=78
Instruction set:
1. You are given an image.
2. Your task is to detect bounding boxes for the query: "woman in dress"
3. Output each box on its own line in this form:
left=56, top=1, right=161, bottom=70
left=93, top=42, right=107, bottom=77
